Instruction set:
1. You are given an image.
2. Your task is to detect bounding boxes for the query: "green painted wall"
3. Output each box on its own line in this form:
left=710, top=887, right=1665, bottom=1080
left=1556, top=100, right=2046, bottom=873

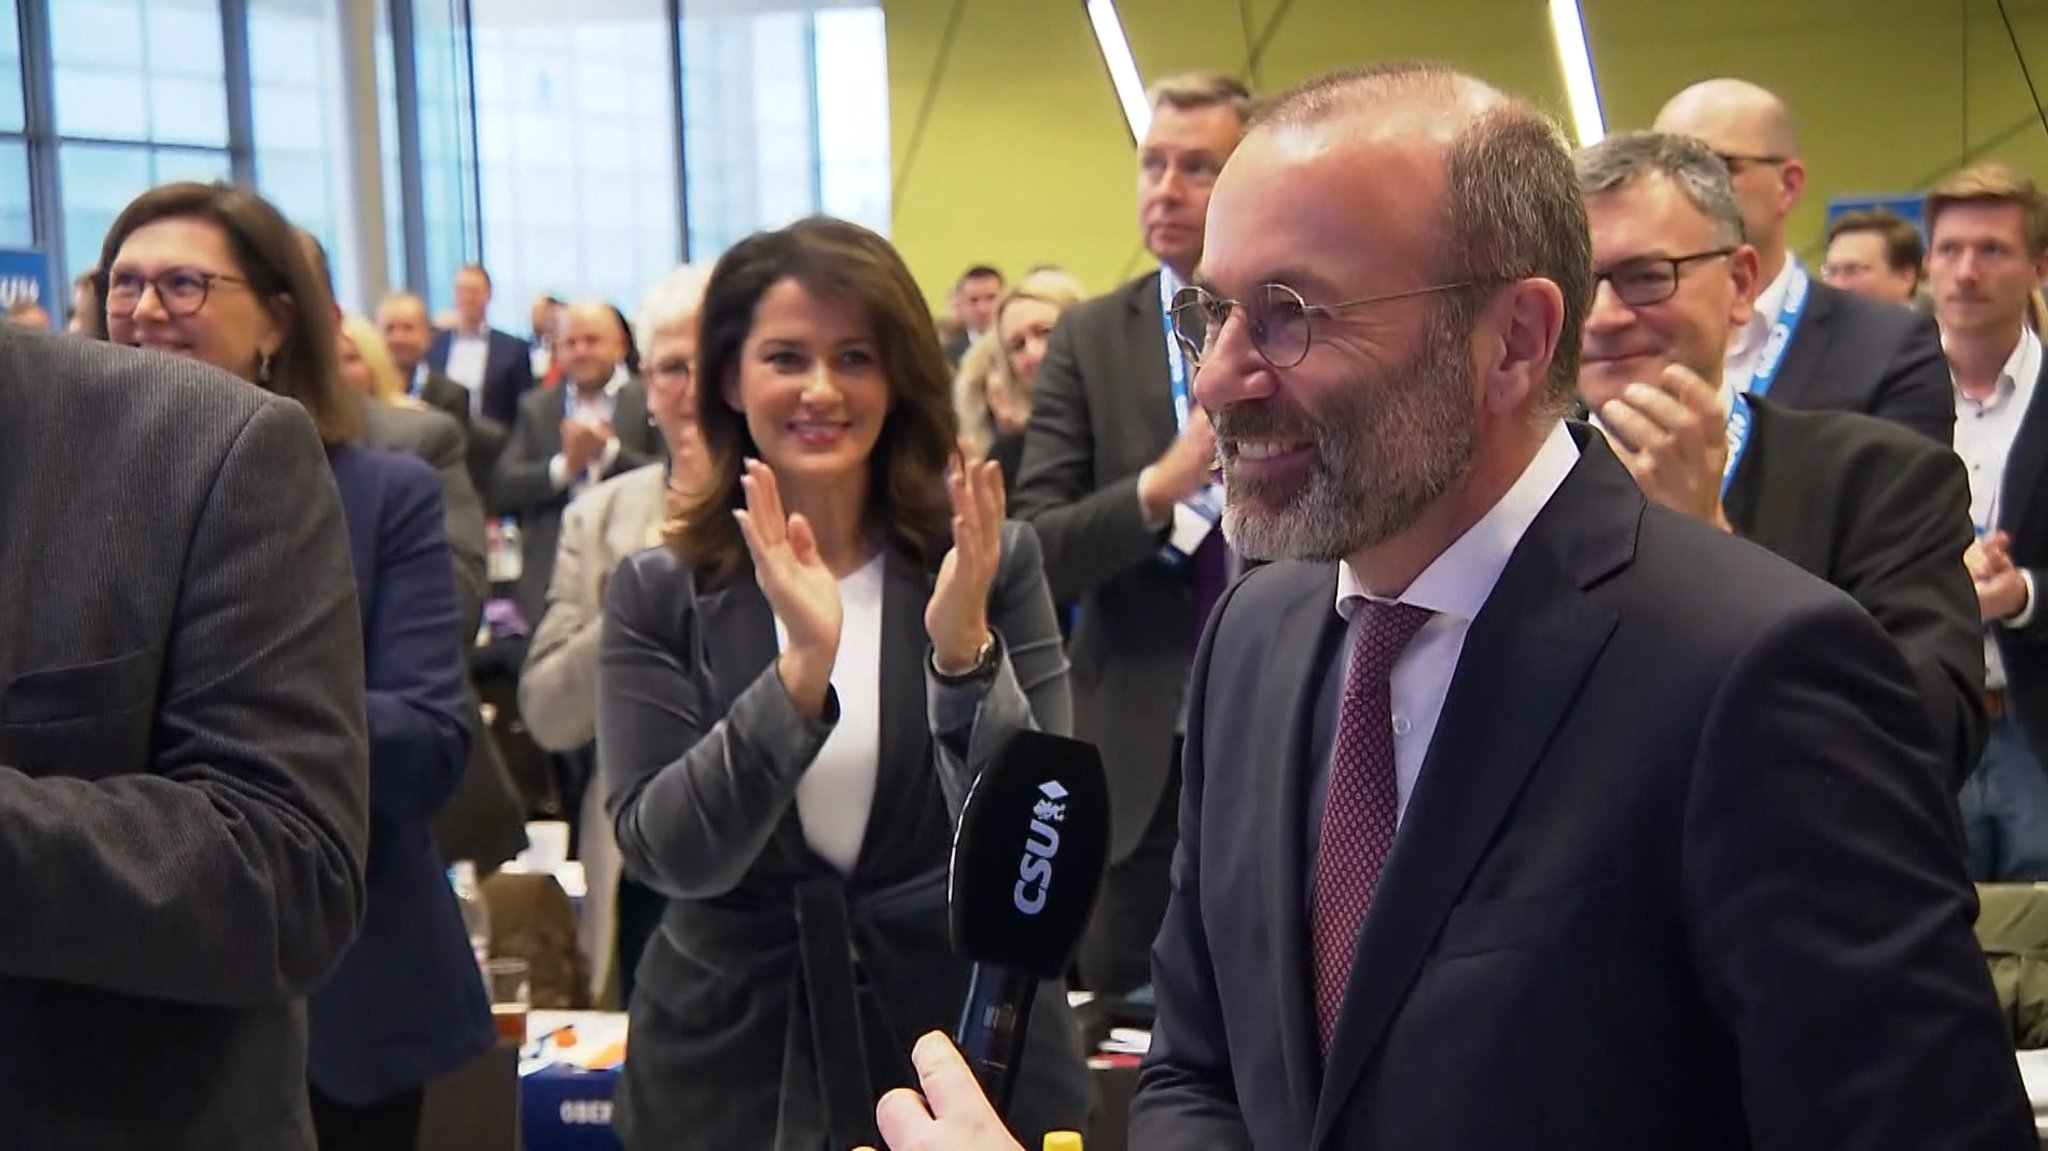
left=886, top=0, right=2048, bottom=307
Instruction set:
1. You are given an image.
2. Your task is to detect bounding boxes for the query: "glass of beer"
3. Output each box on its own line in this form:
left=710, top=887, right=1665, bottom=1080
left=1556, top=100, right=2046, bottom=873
left=485, top=958, right=531, bottom=1045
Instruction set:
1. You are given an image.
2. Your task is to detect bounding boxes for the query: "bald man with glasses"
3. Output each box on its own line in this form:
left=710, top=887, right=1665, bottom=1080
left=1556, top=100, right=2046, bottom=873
left=1654, top=79, right=1954, bottom=445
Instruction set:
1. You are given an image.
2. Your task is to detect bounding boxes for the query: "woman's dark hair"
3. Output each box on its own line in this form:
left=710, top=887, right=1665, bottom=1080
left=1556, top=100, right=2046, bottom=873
left=607, top=302, right=642, bottom=376
left=669, top=216, right=959, bottom=584
left=95, top=181, right=359, bottom=445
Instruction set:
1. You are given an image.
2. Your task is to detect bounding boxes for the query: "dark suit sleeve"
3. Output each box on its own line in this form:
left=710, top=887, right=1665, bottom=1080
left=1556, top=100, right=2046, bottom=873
left=418, top=411, right=489, bottom=637
left=490, top=392, right=565, bottom=516
left=1868, top=310, right=1957, bottom=445
left=1831, top=442, right=1986, bottom=788
left=0, top=400, right=368, bottom=1004
left=1130, top=576, right=1255, bottom=1148
left=1683, top=594, right=2033, bottom=1148
left=599, top=557, right=835, bottom=899
left=426, top=330, right=451, bottom=375
left=364, top=462, right=473, bottom=821
left=1011, top=315, right=1170, bottom=604
left=605, top=393, right=664, bottom=478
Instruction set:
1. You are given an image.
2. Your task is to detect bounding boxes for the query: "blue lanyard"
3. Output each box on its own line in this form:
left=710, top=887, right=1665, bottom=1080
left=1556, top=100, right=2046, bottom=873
left=1160, top=270, right=1192, bottom=432
left=1743, top=261, right=1809, bottom=402
left=1720, top=262, right=1811, bottom=499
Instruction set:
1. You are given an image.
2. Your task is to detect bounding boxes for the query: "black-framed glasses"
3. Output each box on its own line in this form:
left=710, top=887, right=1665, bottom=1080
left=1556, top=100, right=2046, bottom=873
left=1592, top=249, right=1735, bottom=307
left=103, top=268, right=248, bottom=319
left=1714, top=152, right=1787, bottom=174
left=1171, top=280, right=1480, bottom=370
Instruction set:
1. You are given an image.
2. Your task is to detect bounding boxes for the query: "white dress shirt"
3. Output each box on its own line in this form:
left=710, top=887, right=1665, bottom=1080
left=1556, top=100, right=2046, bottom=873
left=1954, top=325, right=2044, bottom=688
left=1724, top=257, right=1799, bottom=404
left=777, top=554, right=886, bottom=875
left=1331, top=420, right=1580, bottom=825
left=444, top=327, right=491, bottom=411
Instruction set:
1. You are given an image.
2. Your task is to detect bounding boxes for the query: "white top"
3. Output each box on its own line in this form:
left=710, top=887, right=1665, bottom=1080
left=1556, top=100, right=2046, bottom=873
left=1723, top=256, right=1799, bottom=404
left=1953, top=325, right=2044, bottom=688
left=445, top=329, right=491, bottom=409
left=777, top=553, right=887, bottom=875
left=1331, top=420, right=1580, bottom=825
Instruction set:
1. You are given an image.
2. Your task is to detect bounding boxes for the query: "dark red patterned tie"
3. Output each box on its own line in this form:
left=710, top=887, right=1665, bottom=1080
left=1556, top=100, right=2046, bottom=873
left=1310, top=599, right=1434, bottom=1056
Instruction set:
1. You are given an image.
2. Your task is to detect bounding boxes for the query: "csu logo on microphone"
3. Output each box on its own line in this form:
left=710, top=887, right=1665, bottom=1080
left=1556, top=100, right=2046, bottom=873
left=1013, top=780, right=1068, bottom=916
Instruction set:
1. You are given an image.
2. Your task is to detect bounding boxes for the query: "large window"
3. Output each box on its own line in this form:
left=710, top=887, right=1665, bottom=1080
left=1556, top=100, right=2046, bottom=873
left=411, top=0, right=482, bottom=316
left=469, top=0, right=678, bottom=331
left=250, top=0, right=362, bottom=308
left=0, top=0, right=27, bottom=250
left=50, top=0, right=228, bottom=146
left=681, top=0, right=891, bottom=262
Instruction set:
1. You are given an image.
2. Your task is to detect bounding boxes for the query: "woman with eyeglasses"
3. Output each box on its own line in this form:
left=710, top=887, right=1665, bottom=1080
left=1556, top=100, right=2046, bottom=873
left=596, top=217, right=1091, bottom=1149
left=98, top=182, right=491, bottom=1151
left=520, top=263, right=713, bottom=1009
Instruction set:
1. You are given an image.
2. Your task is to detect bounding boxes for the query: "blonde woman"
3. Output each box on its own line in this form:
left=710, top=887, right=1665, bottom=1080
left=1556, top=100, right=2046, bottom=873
left=337, top=315, right=423, bottom=407
left=953, top=267, right=1085, bottom=489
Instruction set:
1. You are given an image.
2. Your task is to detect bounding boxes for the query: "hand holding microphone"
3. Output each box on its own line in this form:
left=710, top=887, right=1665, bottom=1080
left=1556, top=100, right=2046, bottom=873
left=861, top=1032, right=1027, bottom=1151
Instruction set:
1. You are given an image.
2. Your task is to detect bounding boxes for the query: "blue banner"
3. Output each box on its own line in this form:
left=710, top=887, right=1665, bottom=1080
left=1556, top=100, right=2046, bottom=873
left=1825, top=194, right=1925, bottom=238
left=0, top=248, right=50, bottom=314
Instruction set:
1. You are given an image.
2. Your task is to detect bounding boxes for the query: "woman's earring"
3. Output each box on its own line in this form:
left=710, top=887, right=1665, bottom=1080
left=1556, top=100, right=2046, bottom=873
left=257, top=351, right=273, bottom=384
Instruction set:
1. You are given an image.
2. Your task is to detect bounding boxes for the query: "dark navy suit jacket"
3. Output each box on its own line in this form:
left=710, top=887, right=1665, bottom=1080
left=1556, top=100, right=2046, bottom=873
left=311, top=445, right=493, bottom=1104
left=426, top=327, right=532, bottom=426
left=1133, top=427, right=2030, bottom=1150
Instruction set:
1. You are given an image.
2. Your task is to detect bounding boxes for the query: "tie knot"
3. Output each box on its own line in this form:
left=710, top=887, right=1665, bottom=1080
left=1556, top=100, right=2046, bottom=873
left=1349, top=599, right=1435, bottom=679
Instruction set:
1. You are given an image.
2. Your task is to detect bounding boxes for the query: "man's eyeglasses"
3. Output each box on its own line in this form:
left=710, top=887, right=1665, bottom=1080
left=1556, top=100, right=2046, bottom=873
left=1592, top=249, right=1735, bottom=308
left=103, top=269, right=247, bottom=319
left=1170, top=280, right=1480, bottom=370
left=1714, top=152, right=1787, bottom=175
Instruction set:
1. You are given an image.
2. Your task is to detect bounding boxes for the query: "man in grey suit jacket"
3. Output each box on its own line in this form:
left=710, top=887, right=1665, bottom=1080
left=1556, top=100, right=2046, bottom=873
left=0, top=325, right=369, bottom=1146
left=1011, top=71, right=1253, bottom=994
left=491, top=300, right=664, bottom=627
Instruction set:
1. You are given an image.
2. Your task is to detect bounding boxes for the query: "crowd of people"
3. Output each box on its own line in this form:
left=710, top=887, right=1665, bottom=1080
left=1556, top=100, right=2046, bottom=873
left=6, top=50, right=2048, bottom=1151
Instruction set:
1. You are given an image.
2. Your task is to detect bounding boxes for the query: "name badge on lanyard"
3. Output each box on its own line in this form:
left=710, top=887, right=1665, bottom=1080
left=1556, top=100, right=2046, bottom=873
left=1721, top=263, right=1811, bottom=500
left=1158, top=272, right=1223, bottom=565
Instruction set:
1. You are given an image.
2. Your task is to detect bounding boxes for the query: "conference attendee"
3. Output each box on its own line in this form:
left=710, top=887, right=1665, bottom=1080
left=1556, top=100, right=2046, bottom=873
left=943, top=263, right=1002, bottom=365
left=956, top=268, right=1087, bottom=491
left=490, top=298, right=663, bottom=628
left=1576, top=131, right=1984, bottom=788
left=521, top=264, right=711, bottom=1006
left=6, top=298, right=49, bottom=328
left=67, top=269, right=99, bottom=334
left=1011, top=71, right=1253, bottom=995
left=426, top=263, right=533, bottom=424
left=0, top=290, right=367, bottom=1146
left=381, top=289, right=505, bottom=497
left=1655, top=79, right=1953, bottom=444
left=100, top=182, right=493, bottom=1151
left=1927, top=163, right=2048, bottom=880
left=1824, top=207, right=1926, bottom=307
left=530, top=292, right=564, bottom=379
left=597, top=217, right=1090, bottom=1149
left=863, top=62, right=2031, bottom=1151
left=297, top=235, right=527, bottom=876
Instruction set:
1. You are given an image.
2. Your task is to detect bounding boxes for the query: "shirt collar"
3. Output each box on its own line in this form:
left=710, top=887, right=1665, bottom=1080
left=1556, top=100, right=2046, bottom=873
left=1731, top=257, right=1799, bottom=357
left=1969, top=326, right=2045, bottom=412
left=1335, top=420, right=1581, bottom=622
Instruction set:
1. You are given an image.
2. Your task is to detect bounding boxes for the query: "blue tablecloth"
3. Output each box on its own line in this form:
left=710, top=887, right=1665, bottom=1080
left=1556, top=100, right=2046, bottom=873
left=520, top=1011, right=624, bottom=1151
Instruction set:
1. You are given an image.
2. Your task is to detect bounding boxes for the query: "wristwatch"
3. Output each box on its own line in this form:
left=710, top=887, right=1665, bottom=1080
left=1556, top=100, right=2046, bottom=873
left=931, top=633, right=999, bottom=684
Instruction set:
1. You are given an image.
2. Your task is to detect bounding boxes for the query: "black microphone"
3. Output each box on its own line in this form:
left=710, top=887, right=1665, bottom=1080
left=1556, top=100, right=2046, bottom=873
left=947, top=729, right=1110, bottom=1117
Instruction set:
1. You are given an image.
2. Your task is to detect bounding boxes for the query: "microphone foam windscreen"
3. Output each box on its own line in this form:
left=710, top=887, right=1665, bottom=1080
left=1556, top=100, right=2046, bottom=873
left=948, top=730, right=1110, bottom=980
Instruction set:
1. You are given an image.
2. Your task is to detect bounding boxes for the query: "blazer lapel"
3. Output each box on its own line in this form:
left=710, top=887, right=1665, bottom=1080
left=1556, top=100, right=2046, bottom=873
left=854, top=553, right=935, bottom=875
left=1764, top=278, right=1835, bottom=408
left=2001, top=358, right=2048, bottom=537
left=1310, top=431, right=1632, bottom=1147
left=1121, top=273, right=1180, bottom=459
left=1258, top=570, right=1349, bottom=1133
left=694, top=568, right=807, bottom=860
